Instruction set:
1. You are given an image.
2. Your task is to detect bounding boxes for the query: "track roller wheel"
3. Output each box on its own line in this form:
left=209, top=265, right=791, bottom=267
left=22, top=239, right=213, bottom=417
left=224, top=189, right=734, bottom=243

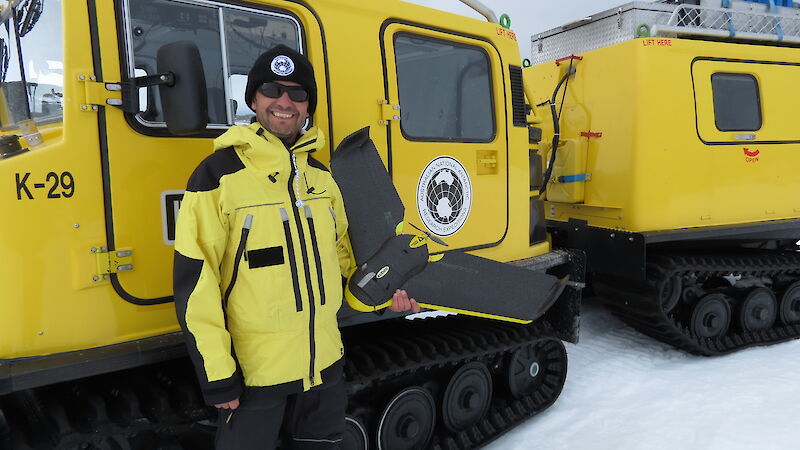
left=779, top=281, right=800, bottom=325
left=690, top=293, right=731, bottom=338
left=658, top=274, right=682, bottom=313
left=441, top=362, right=492, bottom=432
left=377, top=387, right=435, bottom=450
left=682, top=285, right=705, bottom=305
left=505, top=339, right=566, bottom=403
left=737, top=288, right=777, bottom=331
left=343, top=414, right=369, bottom=450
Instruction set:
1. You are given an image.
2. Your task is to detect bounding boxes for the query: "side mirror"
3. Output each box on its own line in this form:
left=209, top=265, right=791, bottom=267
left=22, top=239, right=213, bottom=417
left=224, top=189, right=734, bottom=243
left=156, top=41, right=208, bottom=136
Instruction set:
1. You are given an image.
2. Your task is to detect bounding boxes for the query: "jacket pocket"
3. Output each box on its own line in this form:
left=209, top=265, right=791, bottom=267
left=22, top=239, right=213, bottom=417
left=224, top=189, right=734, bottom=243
left=280, top=207, right=303, bottom=312
left=223, top=214, right=253, bottom=308
left=304, top=206, right=327, bottom=306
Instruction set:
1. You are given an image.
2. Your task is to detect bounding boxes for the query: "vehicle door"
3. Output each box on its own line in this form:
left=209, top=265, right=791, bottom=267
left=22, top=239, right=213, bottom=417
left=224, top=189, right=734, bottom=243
left=381, top=24, right=509, bottom=252
left=692, top=57, right=800, bottom=223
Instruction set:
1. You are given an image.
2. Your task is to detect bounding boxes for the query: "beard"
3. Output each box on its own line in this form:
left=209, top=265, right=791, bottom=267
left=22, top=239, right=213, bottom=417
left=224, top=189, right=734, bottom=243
left=258, top=105, right=304, bottom=141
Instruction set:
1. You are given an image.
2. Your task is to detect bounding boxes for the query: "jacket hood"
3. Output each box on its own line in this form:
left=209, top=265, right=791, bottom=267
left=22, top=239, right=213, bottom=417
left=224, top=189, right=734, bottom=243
left=213, top=123, right=325, bottom=172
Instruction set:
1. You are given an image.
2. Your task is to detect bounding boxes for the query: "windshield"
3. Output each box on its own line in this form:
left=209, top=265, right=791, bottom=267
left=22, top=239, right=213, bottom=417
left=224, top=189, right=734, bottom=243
left=0, top=0, right=63, bottom=129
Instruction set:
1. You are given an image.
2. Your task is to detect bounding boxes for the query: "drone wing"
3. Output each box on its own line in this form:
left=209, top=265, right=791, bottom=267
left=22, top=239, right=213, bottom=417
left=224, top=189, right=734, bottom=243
left=331, top=127, right=404, bottom=264
left=406, top=252, right=567, bottom=323
left=332, top=127, right=567, bottom=323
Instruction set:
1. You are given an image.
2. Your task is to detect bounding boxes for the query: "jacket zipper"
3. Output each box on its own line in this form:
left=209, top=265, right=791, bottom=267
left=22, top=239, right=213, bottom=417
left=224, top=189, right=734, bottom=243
left=223, top=214, right=253, bottom=309
left=280, top=208, right=303, bottom=312
left=304, top=206, right=327, bottom=306
left=287, top=147, right=318, bottom=386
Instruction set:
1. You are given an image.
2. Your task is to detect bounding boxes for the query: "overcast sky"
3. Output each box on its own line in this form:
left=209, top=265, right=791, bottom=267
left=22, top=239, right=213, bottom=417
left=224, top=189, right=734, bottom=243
left=404, top=0, right=658, bottom=57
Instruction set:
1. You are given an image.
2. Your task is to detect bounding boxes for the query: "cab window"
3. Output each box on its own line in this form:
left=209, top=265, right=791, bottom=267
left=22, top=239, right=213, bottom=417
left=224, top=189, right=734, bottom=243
left=711, top=72, right=761, bottom=132
left=394, top=34, right=494, bottom=142
left=125, top=0, right=301, bottom=128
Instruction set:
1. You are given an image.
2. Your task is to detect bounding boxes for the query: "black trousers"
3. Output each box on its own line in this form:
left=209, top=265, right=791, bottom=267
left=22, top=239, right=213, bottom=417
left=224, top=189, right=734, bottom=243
left=215, top=375, right=346, bottom=450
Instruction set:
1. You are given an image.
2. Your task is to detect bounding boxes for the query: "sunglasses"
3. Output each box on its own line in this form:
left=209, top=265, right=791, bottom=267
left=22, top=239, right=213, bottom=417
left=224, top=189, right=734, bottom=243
left=257, top=82, right=309, bottom=102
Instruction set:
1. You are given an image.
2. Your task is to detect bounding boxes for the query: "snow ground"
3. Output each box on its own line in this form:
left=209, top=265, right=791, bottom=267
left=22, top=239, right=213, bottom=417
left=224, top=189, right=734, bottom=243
left=485, top=301, right=800, bottom=450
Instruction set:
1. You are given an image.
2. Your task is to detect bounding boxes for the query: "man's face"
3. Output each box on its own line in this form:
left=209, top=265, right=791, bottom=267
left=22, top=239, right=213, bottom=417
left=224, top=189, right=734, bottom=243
left=250, top=80, right=309, bottom=142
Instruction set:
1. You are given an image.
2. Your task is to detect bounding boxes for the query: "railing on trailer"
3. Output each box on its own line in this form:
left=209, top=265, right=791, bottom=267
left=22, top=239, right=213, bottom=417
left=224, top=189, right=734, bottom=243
left=531, top=0, right=800, bottom=64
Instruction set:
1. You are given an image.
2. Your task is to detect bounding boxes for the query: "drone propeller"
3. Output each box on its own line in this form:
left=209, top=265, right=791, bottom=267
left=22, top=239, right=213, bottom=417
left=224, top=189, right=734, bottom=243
left=406, top=222, right=448, bottom=247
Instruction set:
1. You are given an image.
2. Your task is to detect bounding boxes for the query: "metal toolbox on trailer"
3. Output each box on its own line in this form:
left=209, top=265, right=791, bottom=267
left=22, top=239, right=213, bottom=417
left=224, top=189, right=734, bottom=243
left=531, top=0, right=800, bottom=64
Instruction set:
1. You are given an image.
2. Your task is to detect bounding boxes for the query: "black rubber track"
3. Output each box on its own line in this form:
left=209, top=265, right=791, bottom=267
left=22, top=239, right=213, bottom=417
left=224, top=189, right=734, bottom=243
left=595, top=251, right=800, bottom=356
left=342, top=315, right=568, bottom=449
left=1, top=316, right=569, bottom=450
left=0, top=360, right=213, bottom=450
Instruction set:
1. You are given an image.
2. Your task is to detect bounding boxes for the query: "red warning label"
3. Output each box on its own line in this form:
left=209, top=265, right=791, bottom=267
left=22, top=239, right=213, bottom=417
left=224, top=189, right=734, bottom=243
left=743, top=147, right=760, bottom=163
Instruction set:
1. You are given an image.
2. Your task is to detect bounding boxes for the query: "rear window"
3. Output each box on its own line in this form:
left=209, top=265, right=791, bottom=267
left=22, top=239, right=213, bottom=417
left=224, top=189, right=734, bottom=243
left=711, top=73, right=761, bottom=132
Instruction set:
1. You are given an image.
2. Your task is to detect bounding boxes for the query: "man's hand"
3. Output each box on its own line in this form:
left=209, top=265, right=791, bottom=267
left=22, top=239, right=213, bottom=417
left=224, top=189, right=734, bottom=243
left=389, top=289, right=421, bottom=313
left=215, top=398, right=240, bottom=410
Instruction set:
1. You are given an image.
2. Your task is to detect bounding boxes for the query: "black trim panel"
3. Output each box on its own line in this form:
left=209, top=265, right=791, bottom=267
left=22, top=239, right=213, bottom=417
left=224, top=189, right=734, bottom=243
left=88, top=0, right=102, bottom=80
left=174, top=251, right=243, bottom=404
left=642, top=218, right=800, bottom=244
left=247, top=246, right=285, bottom=268
left=0, top=332, right=187, bottom=395
left=173, top=251, right=203, bottom=314
left=551, top=219, right=647, bottom=280
left=509, top=65, right=527, bottom=127
left=530, top=197, right=547, bottom=245
left=549, top=218, right=800, bottom=280
left=307, top=155, right=329, bottom=172
left=293, top=138, right=318, bottom=151
left=186, top=146, right=246, bottom=192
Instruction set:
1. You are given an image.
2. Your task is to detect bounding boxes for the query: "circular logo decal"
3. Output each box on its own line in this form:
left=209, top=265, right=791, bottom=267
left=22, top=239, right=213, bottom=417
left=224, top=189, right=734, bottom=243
left=376, top=266, right=390, bottom=279
left=270, top=55, right=295, bottom=76
left=417, top=156, right=472, bottom=237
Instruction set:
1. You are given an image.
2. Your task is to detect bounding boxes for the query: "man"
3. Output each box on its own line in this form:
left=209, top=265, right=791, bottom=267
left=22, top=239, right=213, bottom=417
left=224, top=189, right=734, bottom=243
left=173, top=44, right=419, bottom=449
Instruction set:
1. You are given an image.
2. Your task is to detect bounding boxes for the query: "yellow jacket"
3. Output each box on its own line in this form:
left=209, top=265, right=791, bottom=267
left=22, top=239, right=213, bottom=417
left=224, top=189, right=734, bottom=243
left=174, top=123, right=353, bottom=405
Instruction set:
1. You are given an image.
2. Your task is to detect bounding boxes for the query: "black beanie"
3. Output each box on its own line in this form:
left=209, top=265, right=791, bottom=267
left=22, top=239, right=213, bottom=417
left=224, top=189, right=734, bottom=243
left=245, top=44, right=317, bottom=114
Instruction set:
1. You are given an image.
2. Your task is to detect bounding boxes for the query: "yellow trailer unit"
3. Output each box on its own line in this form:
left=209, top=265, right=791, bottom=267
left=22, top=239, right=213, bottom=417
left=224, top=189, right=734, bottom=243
left=526, top=0, right=800, bottom=355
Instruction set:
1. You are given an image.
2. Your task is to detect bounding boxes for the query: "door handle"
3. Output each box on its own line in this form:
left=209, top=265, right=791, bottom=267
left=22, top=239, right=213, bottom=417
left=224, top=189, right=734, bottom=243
left=476, top=150, right=498, bottom=175
left=478, top=157, right=497, bottom=167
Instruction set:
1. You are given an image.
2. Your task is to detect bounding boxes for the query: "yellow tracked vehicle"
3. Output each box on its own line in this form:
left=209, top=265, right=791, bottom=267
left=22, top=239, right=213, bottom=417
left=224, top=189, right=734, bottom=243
left=527, top=0, right=800, bottom=355
left=0, top=0, right=582, bottom=448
